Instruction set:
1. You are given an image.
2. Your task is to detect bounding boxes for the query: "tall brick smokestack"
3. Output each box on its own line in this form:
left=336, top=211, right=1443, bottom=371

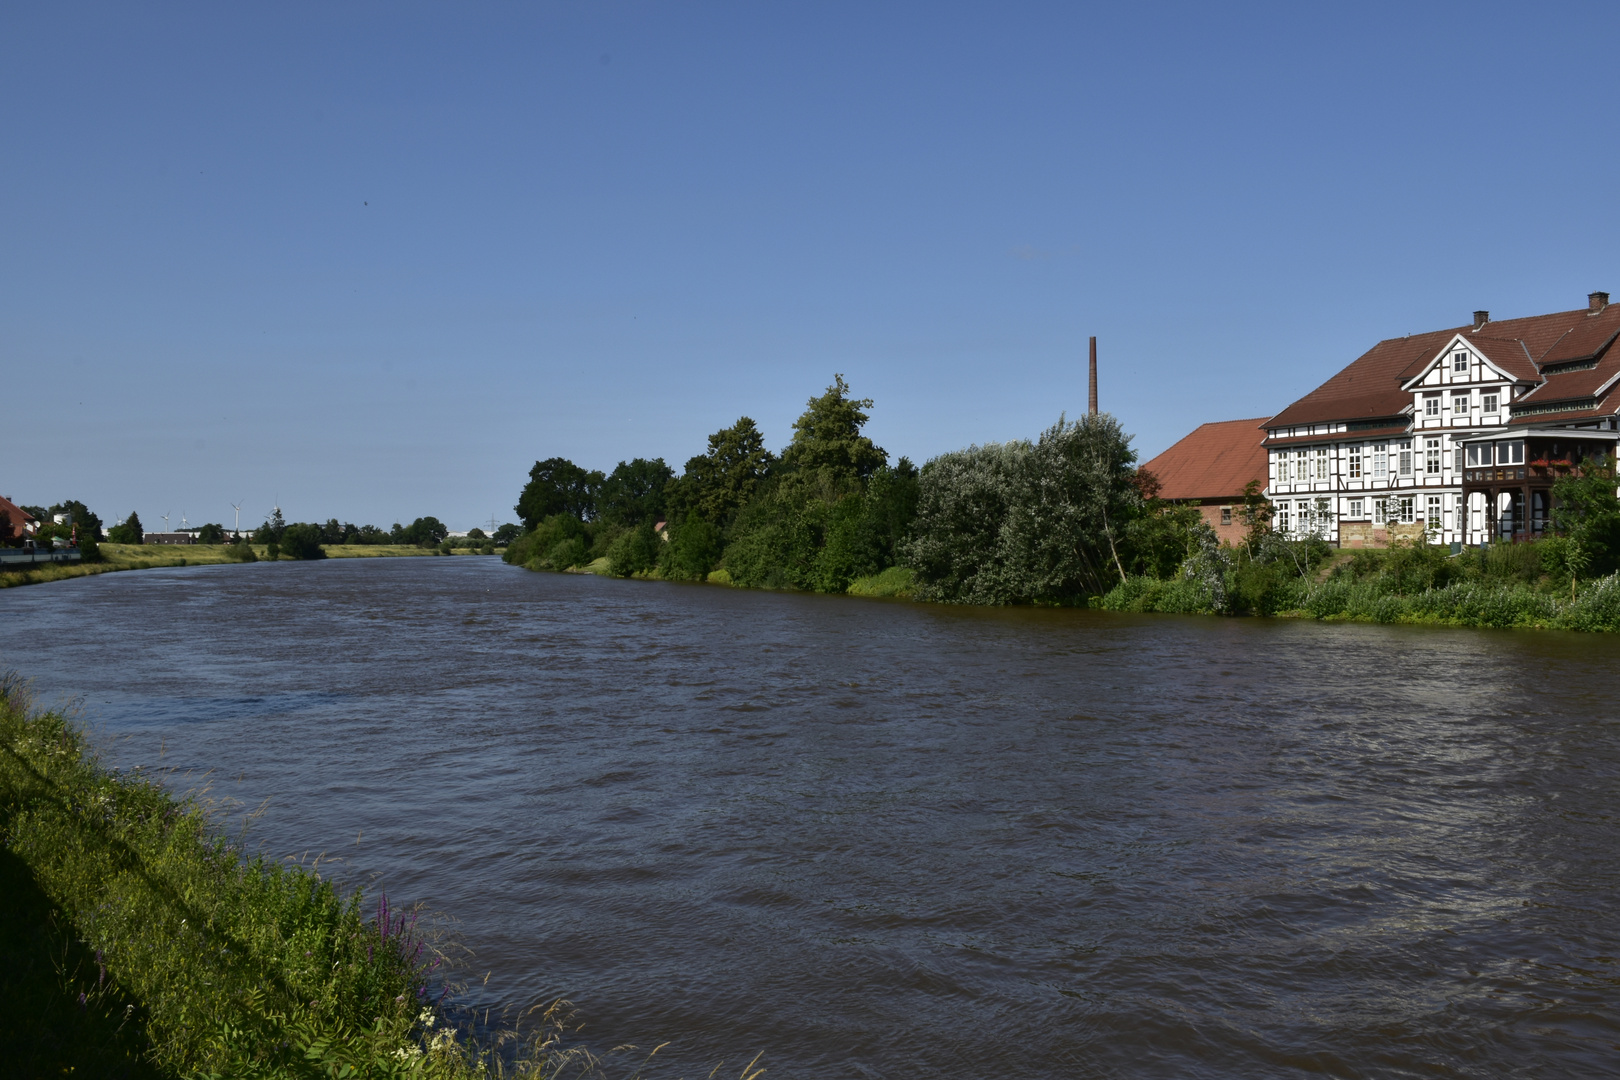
left=1088, top=336, right=1098, bottom=416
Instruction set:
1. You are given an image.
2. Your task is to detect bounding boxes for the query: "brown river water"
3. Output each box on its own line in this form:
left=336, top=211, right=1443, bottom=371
left=2, top=556, right=1618, bottom=1078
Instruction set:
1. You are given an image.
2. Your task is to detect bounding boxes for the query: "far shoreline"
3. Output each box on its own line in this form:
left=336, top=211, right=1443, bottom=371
left=0, top=543, right=494, bottom=590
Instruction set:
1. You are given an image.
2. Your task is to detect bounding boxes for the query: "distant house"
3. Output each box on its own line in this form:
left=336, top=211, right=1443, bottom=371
left=0, top=496, right=38, bottom=543
left=1140, top=418, right=1271, bottom=545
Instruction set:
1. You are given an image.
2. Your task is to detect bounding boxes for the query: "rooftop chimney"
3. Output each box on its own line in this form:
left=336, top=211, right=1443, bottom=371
left=1591, top=291, right=1610, bottom=313
left=1088, top=335, right=1101, bottom=417
left=1472, top=310, right=1489, bottom=330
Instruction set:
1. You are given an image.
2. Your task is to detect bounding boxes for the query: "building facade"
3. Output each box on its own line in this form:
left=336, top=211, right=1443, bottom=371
left=1141, top=418, right=1272, bottom=545
left=1264, top=293, right=1620, bottom=547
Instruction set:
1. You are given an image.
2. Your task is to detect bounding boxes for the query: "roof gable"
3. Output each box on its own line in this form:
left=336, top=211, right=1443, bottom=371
left=1141, top=418, right=1270, bottom=501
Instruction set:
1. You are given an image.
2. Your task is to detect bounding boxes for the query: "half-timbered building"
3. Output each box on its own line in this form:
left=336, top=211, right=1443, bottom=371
left=1264, top=292, right=1620, bottom=547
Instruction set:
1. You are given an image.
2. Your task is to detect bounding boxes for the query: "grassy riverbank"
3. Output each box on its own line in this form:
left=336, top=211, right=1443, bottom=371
left=0, top=675, right=433, bottom=1076
left=0, top=544, right=490, bottom=590
left=1, top=676, right=766, bottom=1079
left=1099, top=540, right=1620, bottom=632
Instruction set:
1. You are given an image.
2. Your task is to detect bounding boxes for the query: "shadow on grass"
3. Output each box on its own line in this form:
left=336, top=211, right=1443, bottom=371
left=0, top=846, right=166, bottom=1079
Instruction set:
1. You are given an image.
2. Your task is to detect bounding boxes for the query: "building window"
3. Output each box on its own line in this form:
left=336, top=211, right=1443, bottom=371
left=1373, top=498, right=1387, bottom=524
left=1347, top=445, right=1362, bottom=479
left=1466, top=443, right=1482, bottom=466
left=1373, top=444, right=1388, bottom=479
left=1399, top=496, right=1415, bottom=524
left=1398, top=440, right=1413, bottom=477
left=1483, top=392, right=1499, bottom=414
left=1454, top=447, right=1465, bottom=471
left=1455, top=495, right=1468, bottom=532
left=1294, top=449, right=1307, bottom=482
left=1453, top=351, right=1468, bottom=373
left=1277, top=505, right=1290, bottom=532
left=1425, top=437, right=1441, bottom=475
left=1452, top=392, right=1469, bottom=419
left=1424, top=395, right=1441, bottom=418
left=1426, top=494, right=1441, bottom=525
left=1220, top=506, right=1232, bottom=526
left=1314, top=447, right=1329, bottom=480
left=1499, top=441, right=1524, bottom=465
left=1348, top=497, right=1364, bottom=518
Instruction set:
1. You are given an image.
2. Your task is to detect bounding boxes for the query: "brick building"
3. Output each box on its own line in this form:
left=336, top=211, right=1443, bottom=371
left=1140, top=418, right=1271, bottom=545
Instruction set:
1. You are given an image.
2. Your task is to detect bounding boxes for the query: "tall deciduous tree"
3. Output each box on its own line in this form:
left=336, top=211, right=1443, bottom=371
left=516, top=458, right=603, bottom=528
left=668, top=417, right=776, bottom=526
left=108, top=511, right=144, bottom=545
left=778, top=375, right=887, bottom=496
left=597, top=458, right=674, bottom=528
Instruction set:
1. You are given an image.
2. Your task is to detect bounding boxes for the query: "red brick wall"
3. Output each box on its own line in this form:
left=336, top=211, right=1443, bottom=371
left=1196, top=502, right=1250, bottom=546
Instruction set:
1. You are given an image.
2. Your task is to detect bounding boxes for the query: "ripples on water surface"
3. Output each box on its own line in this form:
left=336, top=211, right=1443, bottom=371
left=2, top=557, right=1618, bottom=1077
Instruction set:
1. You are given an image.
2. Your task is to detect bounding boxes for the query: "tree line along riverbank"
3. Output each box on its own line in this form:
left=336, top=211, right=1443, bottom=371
left=505, top=374, right=1620, bottom=632
left=2, top=675, right=763, bottom=1078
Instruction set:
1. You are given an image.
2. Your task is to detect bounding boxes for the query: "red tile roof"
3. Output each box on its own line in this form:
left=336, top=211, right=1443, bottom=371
left=1268, top=302, right=1620, bottom=429
left=0, top=496, right=37, bottom=541
left=1142, top=418, right=1271, bottom=501
left=1463, top=335, right=1539, bottom=381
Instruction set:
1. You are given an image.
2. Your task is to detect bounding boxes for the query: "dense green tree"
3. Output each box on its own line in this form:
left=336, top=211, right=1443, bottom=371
left=257, top=507, right=287, bottom=545
left=606, top=520, right=660, bottom=577
left=777, top=375, right=887, bottom=496
left=492, top=523, right=522, bottom=546
left=107, top=512, right=144, bottom=545
left=195, top=523, right=226, bottom=544
left=516, top=457, right=603, bottom=527
left=1120, top=469, right=1205, bottom=579
left=279, top=522, right=327, bottom=560
left=658, top=513, right=724, bottom=581
left=720, top=380, right=913, bottom=593
left=906, top=414, right=1142, bottom=604
left=400, top=516, right=449, bottom=547
left=466, top=527, right=487, bottom=540
left=45, top=501, right=103, bottom=542
left=665, top=418, right=776, bottom=526
left=598, top=458, right=674, bottom=528
left=502, top=514, right=584, bottom=569
left=1552, top=457, right=1620, bottom=585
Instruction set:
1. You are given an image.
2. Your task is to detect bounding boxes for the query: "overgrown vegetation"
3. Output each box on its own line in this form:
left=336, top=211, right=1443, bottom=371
left=1099, top=460, right=1620, bottom=631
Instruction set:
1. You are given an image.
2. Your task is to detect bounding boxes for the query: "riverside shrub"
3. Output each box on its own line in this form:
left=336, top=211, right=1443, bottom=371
left=907, top=414, right=1142, bottom=605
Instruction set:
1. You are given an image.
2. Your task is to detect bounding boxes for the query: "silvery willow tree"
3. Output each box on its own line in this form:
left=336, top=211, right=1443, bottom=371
left=906, top=413, right=1143, bottom=605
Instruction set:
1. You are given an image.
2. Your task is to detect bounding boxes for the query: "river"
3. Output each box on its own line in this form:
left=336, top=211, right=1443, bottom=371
left=2, top=556, right=1617, bottom=1077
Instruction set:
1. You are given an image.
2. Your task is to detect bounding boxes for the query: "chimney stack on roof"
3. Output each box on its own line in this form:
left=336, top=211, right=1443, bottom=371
left=1088, top=336, right=1098, bottom=416
left=1472, top=310, right=1489, bottom=330
left=1591, top=291, right=1610, bottom=313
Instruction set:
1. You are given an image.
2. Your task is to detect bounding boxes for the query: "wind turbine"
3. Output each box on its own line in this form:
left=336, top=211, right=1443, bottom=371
left=162, top=511, right=171, bottom=533
left=231, top=501, right=243, bottom=535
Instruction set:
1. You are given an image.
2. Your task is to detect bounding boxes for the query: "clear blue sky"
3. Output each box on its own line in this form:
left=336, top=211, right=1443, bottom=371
left=4, top=2, right=1616, bottom=532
